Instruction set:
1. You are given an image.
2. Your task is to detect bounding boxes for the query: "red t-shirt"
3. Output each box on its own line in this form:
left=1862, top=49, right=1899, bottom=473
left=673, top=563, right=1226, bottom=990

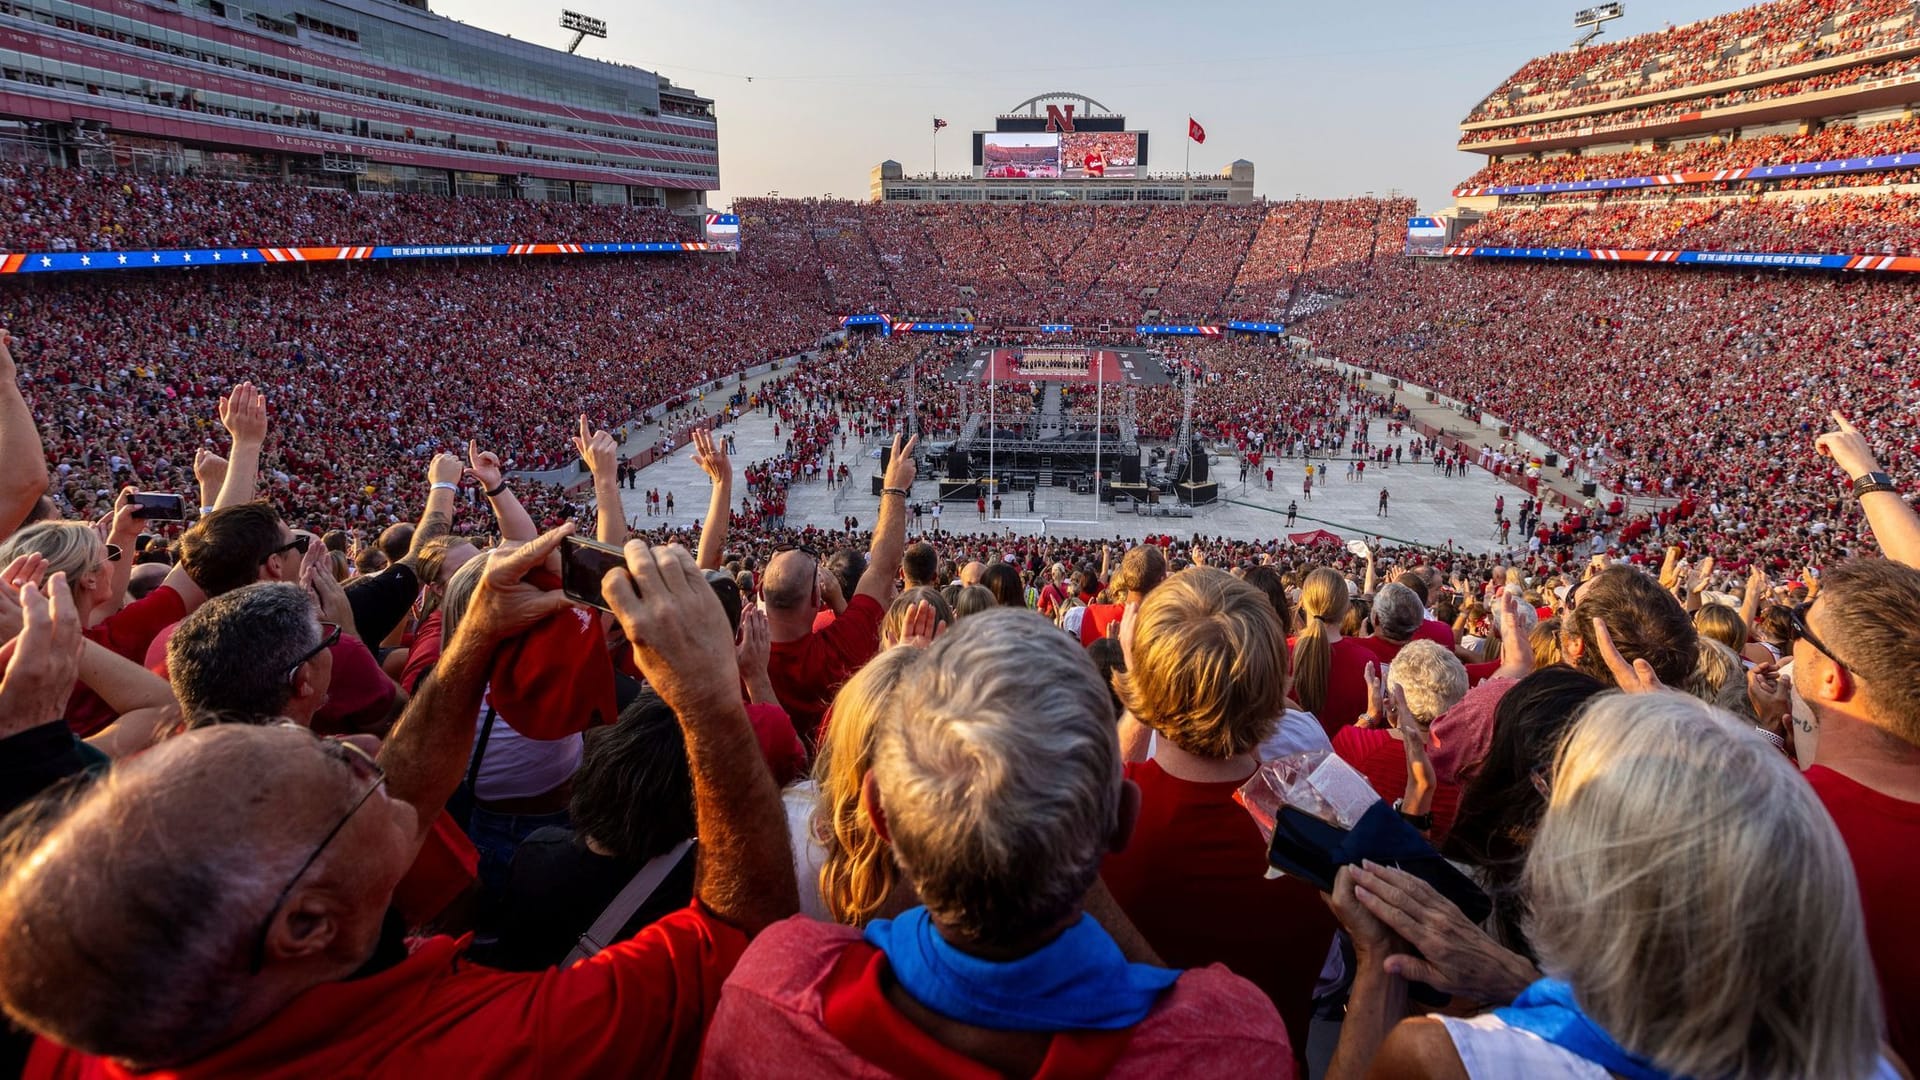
left=767, top=592, right=884, bottom=744
left=66, top=585, right=186, bottom=736
left=26, top=903, right=748, bottom=1079
left=1412, top=619, right=1457, bottom=651
left=1331, top=725, right=1462, bottom=842
left=1806, top=765, right=1920, bottom=1066
left=703, top=916, right=1294, bottom=1079
left=1078, top=602, right=1125, bottom=646
left=1292, top=635, right=1379, bottom=738
left=1101, top=759, right=1335, bottom=1062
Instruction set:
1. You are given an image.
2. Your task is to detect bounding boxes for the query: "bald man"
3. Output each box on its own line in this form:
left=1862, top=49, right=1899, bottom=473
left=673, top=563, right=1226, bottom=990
left=0, top=531, right=798, bottom=1077
left=959, top=560, right=987, bottom=586
left=764, top=434, right=918, bottom=744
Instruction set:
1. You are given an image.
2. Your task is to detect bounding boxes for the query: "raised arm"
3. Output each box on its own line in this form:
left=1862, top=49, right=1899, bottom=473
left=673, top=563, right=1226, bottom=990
left=466, top=440, right=535, bottom=542
left=1818, top=411, right=1920, bottom=569
left=1739, top=564, right=1766, bottom=632
left=101, top=488, right=140, bottom=615
left=0, top=330, right=48, bottom=541
left=690, top=426, right=733, bottom=570
left=855, top=433, right=917, bottom=606
left=404, top=453, right=465, bottom=565
left=213, top=382, right=267, bottom=509
left=605, top=540, right=799, bottom=934
left=192, top=450, right=227, bottom=518
left=571, top=415, right=625, bottom=546
left=378, top=525, right=577, bottom=847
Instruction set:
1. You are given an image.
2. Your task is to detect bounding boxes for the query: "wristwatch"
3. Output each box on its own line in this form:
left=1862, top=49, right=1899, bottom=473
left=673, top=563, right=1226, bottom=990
left=1392, top=798, right=1434, bottom=832
left=1852, top=472, right=1898, bottom=498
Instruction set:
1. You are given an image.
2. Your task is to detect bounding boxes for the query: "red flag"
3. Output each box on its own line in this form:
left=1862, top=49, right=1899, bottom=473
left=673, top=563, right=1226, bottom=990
left=1188, top=118, right=1206, bottom=144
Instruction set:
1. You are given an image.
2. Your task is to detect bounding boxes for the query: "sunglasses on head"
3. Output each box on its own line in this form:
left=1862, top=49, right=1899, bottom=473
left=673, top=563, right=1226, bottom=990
left=105, top=544, right=122, bottom=563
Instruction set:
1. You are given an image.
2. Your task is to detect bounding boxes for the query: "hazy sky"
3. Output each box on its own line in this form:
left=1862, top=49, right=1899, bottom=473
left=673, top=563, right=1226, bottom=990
left=435, top=0, right=1737, bottom=210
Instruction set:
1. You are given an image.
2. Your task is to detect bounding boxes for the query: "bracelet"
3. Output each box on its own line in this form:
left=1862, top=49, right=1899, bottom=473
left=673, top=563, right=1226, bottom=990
left=199, top=505, right=214, bottom=515
left=1853, top=472, right=1898, bottom=498
left=430, top=481, right=459, bottom=493
left=882, top=487, right=909, bottom=498
left=485, top=480, right=510, bottom=498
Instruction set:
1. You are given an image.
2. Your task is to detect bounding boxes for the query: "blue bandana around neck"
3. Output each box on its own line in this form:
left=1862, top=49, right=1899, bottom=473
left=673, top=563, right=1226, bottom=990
left=1495, top=978, right=1680, bottom=1080
left=862, top=906, right=1181, bottom=1032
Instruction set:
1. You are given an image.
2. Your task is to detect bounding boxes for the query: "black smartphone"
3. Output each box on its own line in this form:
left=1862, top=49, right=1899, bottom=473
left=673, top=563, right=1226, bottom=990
left=561, top=535, right=627, bottom=613
left=130, top=492, right=186, bottom=521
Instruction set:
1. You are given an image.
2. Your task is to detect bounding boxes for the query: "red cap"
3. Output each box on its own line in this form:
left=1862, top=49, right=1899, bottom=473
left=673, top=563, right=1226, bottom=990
left=487, top=571, right=618, bottom=740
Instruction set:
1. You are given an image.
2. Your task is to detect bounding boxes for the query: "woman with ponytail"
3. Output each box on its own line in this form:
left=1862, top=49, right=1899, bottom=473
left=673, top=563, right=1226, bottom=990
left=1290, top=568, right=1376, bottom=737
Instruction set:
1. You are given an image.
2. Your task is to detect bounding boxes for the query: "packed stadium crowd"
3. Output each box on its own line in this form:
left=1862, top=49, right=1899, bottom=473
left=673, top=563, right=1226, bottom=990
left=1, top=281, right=1918, bottom=1076
left=6, top=255, right=832, bottom=531
left=1459, top=189, right=1920, bottom=254
left=1462, top=0, right=1917, bottom=125
left=733, top=198, right=1409, bottom=326
left=1457, top=115, right=1920, bottom=190
left=1460, top=51, right=1920, bottom=147
left=0, top=161, right=697, bottom=252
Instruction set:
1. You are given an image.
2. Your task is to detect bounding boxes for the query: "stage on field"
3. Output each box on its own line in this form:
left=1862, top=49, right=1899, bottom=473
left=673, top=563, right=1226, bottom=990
left=955, top=346, right=1170, bottom=386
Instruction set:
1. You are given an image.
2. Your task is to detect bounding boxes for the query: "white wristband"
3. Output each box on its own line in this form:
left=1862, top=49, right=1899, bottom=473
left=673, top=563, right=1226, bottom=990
left=431, top=481, right=458, bottom=492
left=199, top=505, right=214, bottom=515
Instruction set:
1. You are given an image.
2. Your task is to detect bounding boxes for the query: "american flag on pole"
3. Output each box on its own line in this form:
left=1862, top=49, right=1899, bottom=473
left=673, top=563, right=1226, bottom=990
left=933, top=117, right=948, bottom=132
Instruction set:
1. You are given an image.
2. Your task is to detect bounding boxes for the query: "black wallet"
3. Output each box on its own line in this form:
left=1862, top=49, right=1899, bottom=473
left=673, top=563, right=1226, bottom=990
left=1265, top=801, right=1493, bottom=925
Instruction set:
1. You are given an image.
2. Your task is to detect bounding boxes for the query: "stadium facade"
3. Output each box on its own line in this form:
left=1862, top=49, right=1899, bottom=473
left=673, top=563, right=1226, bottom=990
left=872, top=91, right=1254, bottom=204
left=0, top=0, right=717, bottom=206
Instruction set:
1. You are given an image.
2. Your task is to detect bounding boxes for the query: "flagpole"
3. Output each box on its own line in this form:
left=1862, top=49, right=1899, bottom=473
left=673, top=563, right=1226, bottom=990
left=932, top=118, right=938, bottom=177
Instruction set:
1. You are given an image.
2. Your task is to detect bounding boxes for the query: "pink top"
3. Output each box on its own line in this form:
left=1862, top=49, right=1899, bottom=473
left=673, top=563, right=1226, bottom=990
left=701, top=916, right=1296, bottom=1079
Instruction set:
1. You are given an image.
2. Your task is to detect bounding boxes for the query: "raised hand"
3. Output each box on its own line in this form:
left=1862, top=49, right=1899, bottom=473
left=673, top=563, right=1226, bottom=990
left=571, top=415, right=619, bottom=480
left=1591, top=616, right=1662, bottom=693
left=882, top=432, right=918, bottom=490
left=460, top=525, right=579, bottom=644
left=898, top=598, right=946, bottom=650
left=428, top=451, right=464, bottom=487
left=691, top=426, right=731, bottom=486
left=1814, top=411, right=1883, bottom=480
left=0, top=574, right=85, bottom=738
left=193, top=449, right=228, bottom=493
left=466, top=439, right=505, bottom=491
left=0, top=328, right=15, bottom=382
left=603, top=540, right=740, bottom=717
left=735, top=603, right=770, bottom=682
left=218, top=381, right=268, bottom=446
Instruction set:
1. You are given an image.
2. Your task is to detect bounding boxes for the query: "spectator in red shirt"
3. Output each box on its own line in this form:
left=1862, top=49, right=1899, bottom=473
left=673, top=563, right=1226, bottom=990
left=1780, top=557, right=1920, bottom=1065
left=765, top=435, right=916, bottom=744
left=705, top=607, right=1293, bottom=1076
left=1358, top=582, right=1426, bottom=664
left=0, top=530, right=800, bottom=1077
left=1080, top=544, right=1167, bottom=646
left=1102, top=568, right=1335, bottom=1065
left=1292, top=567, right=1376, bottom=735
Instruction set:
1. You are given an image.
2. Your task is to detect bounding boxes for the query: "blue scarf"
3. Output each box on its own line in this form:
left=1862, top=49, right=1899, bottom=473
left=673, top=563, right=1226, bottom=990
left=863, top=906, right=1180, bottom=1032
left=1495, top=978, right=1679, bottom=1080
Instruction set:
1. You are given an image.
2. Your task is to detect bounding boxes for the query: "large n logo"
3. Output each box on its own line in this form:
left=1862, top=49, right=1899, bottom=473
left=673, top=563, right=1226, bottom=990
left=1044, top=104, right=1076, bottom=132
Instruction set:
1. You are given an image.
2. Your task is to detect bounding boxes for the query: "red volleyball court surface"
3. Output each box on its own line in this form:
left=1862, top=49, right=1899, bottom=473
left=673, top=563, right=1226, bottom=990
left=981, top=348, right=1132, bottom=384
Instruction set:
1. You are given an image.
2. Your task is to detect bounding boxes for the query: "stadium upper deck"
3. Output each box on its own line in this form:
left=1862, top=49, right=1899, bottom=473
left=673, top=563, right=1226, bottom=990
left=1459, top=0, right=1918, bottom=153
left=0, top=0, right=716, bottom=204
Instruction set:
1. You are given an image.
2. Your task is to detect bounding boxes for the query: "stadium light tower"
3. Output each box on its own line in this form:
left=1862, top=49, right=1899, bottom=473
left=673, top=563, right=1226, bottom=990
left=559, top=9, right=607, bottom=54
left=1572, top=3, right=1623, bottom=49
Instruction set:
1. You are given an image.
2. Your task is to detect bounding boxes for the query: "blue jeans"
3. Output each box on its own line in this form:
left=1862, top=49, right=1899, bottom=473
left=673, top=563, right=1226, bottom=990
left=466, top=806, right=571, bottom=893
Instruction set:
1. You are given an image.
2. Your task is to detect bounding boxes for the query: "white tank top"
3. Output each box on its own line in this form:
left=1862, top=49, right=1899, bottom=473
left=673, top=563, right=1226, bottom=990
left=1440, top=1013, right=1903, bottom=1080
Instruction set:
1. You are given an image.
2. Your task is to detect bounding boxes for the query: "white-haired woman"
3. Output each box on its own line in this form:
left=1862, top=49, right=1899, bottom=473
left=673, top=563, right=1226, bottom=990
left=1326, top=691, right=1900, bottom=1080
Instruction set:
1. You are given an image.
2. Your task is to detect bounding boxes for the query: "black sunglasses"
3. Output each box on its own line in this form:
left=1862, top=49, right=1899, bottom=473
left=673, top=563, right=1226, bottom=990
left=264, top=535, right=313, bottom=562
left=1784, top=601, right=1847, bottom=672
left=285, top=622, right=342, bottom=685
left=248, top=733, right=383, bottom=974
left=105, top=544, right=123, bottom=563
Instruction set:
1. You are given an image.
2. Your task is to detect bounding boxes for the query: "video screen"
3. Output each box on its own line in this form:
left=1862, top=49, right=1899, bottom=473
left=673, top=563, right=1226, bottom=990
left=982, top=133, right=1061, bottom=179
left=1062, top=132, right=1140, bottom=179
